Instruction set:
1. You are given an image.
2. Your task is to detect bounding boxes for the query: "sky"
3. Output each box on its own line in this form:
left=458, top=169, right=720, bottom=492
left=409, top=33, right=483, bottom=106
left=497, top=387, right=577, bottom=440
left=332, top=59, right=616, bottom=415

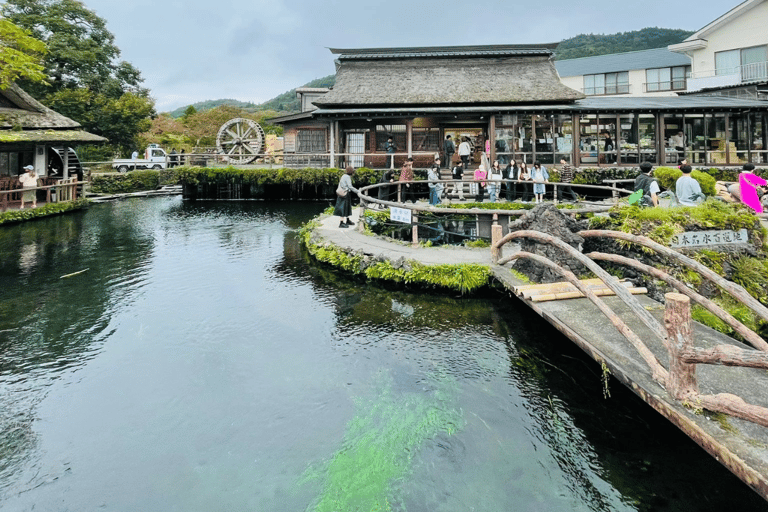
left=81, top=0, right=741, bottom=113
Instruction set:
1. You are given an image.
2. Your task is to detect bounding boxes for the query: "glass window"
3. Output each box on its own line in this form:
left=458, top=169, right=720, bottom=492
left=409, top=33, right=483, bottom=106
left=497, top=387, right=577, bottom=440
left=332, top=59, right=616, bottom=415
left=716, top=49, right=740, bottom=76
left=638, top=114, right=657, bottom=164
left=741, top=45, right=768, bottom=81
left=533, top=115, right=554, bottom=164
left=296, top=129, right=326, bottom=153
left=412, top=128, right=440, bottom=152
left=578, top=115, right=599, bottom=165
left=599, top=115, right=617, bottom=164
left=730, top=113, right=750, bottom=164
left=583, top=74, right=605, bottom=95
left=706, top=115, right=727, bottom=164
left=750, top=112, right=768, bottom=164
left=672, top=66, right=689, bottom=90
left=376, top=125, right=406, bottom=152
left=553, top=114, right=574, bottom=163
left=618, top=114, right=636, bottom=164
left=685, top=114, right=707, bottom=165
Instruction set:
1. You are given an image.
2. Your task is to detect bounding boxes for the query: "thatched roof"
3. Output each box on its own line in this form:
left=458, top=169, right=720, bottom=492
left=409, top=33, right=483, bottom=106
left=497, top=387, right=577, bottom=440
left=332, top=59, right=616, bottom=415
left=0, top=83, right=85, bottom=129
left=314, top=46, right=584, bottom=108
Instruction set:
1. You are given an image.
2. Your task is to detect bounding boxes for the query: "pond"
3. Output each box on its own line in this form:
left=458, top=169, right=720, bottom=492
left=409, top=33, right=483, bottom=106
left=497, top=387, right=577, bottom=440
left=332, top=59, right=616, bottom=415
left=0, top=197, right=765, bottom=511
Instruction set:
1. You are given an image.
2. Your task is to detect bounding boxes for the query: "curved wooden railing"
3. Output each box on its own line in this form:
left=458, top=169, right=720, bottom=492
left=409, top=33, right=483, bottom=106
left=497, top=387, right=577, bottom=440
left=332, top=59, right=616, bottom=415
left=490, top=226, right=768, bottom=427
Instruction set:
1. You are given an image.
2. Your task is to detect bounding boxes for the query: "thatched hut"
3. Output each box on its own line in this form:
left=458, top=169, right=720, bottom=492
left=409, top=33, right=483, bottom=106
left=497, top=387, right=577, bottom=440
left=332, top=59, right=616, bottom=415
left=272, top=44, right=768, bottom=169
left=0, top=83, right=106, bottom=181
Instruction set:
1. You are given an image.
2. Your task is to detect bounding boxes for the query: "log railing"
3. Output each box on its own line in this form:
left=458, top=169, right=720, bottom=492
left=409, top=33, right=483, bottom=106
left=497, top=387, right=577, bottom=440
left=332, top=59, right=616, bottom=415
left=491, top=227, right=768, bottom=427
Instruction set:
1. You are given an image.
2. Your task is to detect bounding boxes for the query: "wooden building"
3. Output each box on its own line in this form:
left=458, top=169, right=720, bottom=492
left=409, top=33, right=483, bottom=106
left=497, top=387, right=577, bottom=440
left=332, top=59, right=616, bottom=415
left=271, top=44, right=768, bottom=168
left=0, top=83, right=106, bottom=180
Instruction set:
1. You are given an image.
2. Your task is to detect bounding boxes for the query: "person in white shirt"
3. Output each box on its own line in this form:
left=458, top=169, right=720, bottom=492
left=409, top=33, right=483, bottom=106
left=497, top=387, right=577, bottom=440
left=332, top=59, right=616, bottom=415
left=18, top=164, right=39, bottom=209
left=458, top=137, right=471, bottom=169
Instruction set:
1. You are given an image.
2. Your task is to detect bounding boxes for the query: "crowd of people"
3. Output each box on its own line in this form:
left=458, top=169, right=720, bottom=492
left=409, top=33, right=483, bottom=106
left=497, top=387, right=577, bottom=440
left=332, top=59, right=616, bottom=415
left=335, top=150, right=766, bottom=227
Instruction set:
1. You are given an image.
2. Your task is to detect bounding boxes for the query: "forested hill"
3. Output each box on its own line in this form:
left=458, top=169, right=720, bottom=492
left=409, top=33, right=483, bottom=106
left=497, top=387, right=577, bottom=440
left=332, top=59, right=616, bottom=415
left=553, top=27, right=694, bottom=61
left=171, top=27, right=693, bottom=116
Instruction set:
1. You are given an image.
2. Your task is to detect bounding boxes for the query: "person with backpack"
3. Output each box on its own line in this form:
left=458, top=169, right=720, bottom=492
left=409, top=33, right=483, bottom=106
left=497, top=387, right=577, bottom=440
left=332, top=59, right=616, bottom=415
left=633, top=162, right=660, bottom=207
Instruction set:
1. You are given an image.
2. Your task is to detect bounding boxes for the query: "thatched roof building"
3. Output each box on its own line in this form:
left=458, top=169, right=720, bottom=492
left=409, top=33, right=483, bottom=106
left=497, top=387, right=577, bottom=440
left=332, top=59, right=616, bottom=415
left=314, top=45, right=584, bottom=107
left=0, top=83, right=106, bottom=144
left=271, top=44, right=768, bottom=169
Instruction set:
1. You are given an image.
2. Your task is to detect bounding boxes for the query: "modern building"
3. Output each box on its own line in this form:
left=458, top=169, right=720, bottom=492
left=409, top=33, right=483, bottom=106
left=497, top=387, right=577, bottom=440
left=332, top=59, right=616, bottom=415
left=271, top=44, right=768, bottom=168
left=669, top=0, right=768, bottom=99
left=555, top=48, right=692, bottom=97
left=0, top=83, right=106, bottom=179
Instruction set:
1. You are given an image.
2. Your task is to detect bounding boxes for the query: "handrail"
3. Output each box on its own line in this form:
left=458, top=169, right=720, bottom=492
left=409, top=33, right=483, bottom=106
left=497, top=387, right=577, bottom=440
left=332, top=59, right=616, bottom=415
left=0, top=179, right=83, bottom=212
left=490, top=225, right=768, bottom=426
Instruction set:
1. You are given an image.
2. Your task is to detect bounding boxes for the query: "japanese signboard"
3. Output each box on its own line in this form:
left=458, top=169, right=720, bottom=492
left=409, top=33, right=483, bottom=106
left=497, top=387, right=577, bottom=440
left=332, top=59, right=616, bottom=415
left=389, top=206, right=412, bottom=224
left=670, top=229, right=749, bottom=249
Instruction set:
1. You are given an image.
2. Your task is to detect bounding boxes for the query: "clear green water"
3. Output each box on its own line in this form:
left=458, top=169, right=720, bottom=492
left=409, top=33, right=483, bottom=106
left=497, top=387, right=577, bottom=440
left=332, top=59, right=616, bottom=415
left=0, top=197, right=765, bottom=511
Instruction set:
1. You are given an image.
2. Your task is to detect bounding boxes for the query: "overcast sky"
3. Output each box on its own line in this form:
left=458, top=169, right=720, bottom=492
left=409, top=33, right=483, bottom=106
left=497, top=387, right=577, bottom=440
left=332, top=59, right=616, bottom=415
left=82, top=0, right=740, bottom=112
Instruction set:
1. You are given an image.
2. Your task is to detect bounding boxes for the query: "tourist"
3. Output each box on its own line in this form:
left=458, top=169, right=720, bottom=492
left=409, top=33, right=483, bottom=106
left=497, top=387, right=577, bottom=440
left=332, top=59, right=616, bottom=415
left=531, top=161, right=549, bottom=204
left=676, top=164, right=704, bottom=206
left=487, top=160, right=503, bottom=202
left=670, top=131, right=686, bottom=163
left=557, top=158, right=579, bottom=202
left=451, top=160, right=465, bottom=201
left=170, top=148, right=178, bottom=168
left=600, top=130, right=614, bottom=163
left=334, top=166, right=358, bottom=228
left=427, top=157, right=443, bottom=206
left=458, top=137, right=471, bottom=169
left=399, top=157, right=416, bottom=203
left=443, top=134, right=455, bottom=169
left=179, top=149, right=186, bottom=166
left=473, top=164, right=487, bottom=203
left=385, top=136, right=397, bottom=169
left=504, top=160, right=520, bottom=200
left=633, top=161, right=659, bottom=207
left=519, top=161, right=533, bottom=202
left=728, top=163, right=756, bottom=201
left=378, top=166, right=396, bottom=207
left=18, top=164, right=39, bottom=209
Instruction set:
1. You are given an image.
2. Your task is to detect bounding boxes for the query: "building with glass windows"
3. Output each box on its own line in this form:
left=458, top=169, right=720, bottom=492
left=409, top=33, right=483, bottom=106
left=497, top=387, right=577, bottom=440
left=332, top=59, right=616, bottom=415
left=271, top=44, right=768, bottom=169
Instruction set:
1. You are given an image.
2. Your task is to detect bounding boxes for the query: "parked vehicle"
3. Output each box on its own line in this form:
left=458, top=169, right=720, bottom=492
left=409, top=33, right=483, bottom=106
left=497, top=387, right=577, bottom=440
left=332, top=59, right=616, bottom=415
left=113, top=145, right=168, bottom=172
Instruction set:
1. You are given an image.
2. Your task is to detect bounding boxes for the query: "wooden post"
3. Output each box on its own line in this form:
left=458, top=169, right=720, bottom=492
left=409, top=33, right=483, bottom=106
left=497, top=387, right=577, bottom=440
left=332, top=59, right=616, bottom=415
left=491, top=224, right=503, bottom=263
left=397, top=183, right=402, bottom=203
left=358, top=201, right=366, bottom=233
left=411, top=212, right=418, bottom=247
left=553, top=184, right=559, bottom=205
left=664, top=292, right=699, bottom=400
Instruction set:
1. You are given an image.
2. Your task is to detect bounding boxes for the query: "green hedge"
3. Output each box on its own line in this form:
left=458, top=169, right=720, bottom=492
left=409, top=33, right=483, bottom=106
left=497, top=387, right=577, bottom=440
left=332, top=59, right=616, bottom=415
left=91, top=166, right=382, bottom=194
left=652, top=166, right=717, bottom=196
left=0, top=199, right=89, bottom=225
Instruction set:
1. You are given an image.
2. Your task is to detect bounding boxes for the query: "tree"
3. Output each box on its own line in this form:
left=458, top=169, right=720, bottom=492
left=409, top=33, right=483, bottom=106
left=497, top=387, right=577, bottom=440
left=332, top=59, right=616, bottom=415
left=0, top=18, right=47, bottom=88
left=2, top=0, right=155, bottom=154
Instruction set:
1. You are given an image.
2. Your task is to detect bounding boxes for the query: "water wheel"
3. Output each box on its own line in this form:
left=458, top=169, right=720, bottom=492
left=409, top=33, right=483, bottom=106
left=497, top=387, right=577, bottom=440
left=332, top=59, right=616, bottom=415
left=216, top=118, right=266, bottom=164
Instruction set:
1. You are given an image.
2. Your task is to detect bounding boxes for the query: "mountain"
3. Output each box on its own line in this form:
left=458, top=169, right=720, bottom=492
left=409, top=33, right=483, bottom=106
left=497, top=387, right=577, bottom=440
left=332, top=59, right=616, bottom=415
left=168, top=99, right=260, bottom=118
left=553, top=27, right=694, bottom=61
left=168, top=28, right=694, bottom=117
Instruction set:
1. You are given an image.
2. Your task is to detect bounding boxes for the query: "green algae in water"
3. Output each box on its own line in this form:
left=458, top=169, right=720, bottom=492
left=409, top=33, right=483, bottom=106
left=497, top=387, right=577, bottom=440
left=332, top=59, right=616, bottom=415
left=302, top=371, right=464, bottom=512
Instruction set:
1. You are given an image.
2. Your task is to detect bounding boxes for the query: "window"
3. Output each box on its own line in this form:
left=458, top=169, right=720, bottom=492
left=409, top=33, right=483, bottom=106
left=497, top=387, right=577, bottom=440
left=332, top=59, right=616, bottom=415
left=646, top=66, right=689, bottom=91
left=376, top=125, right=406, bottom=151
left=296, top=129, right=326, bottom=153
left=412, top=128, right=440, bottom=152
left=715, top=49, right=740, bottom=76
left=716, top=46, right=768, bottom=82
left=583, top=72, right=628, bottom=95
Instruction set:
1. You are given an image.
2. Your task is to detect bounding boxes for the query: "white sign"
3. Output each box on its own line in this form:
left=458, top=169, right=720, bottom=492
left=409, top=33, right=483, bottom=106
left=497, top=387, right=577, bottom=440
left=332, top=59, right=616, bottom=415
left=670, top=229, right=748, bottom=248
left=390, top=206, right=412, bottom=224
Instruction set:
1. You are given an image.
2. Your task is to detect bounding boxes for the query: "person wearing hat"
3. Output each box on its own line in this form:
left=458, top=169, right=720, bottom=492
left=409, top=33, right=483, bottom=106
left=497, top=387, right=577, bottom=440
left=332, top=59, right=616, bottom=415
left=19, top=164, right=39, bottom=209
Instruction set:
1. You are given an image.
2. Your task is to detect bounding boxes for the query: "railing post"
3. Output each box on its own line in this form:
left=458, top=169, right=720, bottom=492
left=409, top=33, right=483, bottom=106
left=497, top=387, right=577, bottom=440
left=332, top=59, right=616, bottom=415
left=664, top=292, right=699, bottom=400
left=491, top=224, right=503, bottom=263
left=411, top=212, right=418, bottom=247
left=397, top=183, right=402, bottom=203
left=553, top=184, right=559, bottom=205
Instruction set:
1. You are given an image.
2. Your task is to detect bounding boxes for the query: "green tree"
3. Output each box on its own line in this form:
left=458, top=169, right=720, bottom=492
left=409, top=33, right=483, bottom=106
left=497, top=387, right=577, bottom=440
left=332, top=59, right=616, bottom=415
left=2, top=0, right=155, bottom=154
left=0, top=18, right=47, bottom=88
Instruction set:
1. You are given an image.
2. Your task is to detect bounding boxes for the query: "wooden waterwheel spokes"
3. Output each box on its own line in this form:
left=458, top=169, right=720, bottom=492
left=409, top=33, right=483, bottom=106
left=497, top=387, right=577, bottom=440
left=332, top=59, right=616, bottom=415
left=216, top=118, right=266, bottom=164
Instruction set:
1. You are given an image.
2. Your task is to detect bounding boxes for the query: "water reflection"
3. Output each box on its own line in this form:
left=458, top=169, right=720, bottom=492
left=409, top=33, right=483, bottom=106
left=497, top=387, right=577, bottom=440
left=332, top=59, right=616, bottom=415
left=0, top=198, right=765, bottom=511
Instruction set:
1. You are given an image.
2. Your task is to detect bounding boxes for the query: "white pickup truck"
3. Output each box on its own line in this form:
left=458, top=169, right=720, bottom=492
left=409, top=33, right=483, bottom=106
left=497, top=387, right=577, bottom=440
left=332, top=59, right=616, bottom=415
left=113, top=145, right=168, bottom=172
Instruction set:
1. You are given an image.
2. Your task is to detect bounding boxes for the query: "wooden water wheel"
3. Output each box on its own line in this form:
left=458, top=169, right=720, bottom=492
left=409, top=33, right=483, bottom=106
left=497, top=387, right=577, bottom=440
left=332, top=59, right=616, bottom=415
left=216, top=118, right=266, bottom=164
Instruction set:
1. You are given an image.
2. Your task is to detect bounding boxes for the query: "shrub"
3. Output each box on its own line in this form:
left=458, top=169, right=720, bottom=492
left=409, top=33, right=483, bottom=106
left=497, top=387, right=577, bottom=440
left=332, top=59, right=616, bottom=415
left=653, top=166, right=716, bottom=196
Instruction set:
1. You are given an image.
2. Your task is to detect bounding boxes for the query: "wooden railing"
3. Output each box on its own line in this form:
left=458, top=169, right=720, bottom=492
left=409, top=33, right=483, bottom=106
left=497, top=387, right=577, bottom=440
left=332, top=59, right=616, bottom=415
left=490, top=227, right=768, bottom=427
left=0, top=178, right=82, bottom=212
